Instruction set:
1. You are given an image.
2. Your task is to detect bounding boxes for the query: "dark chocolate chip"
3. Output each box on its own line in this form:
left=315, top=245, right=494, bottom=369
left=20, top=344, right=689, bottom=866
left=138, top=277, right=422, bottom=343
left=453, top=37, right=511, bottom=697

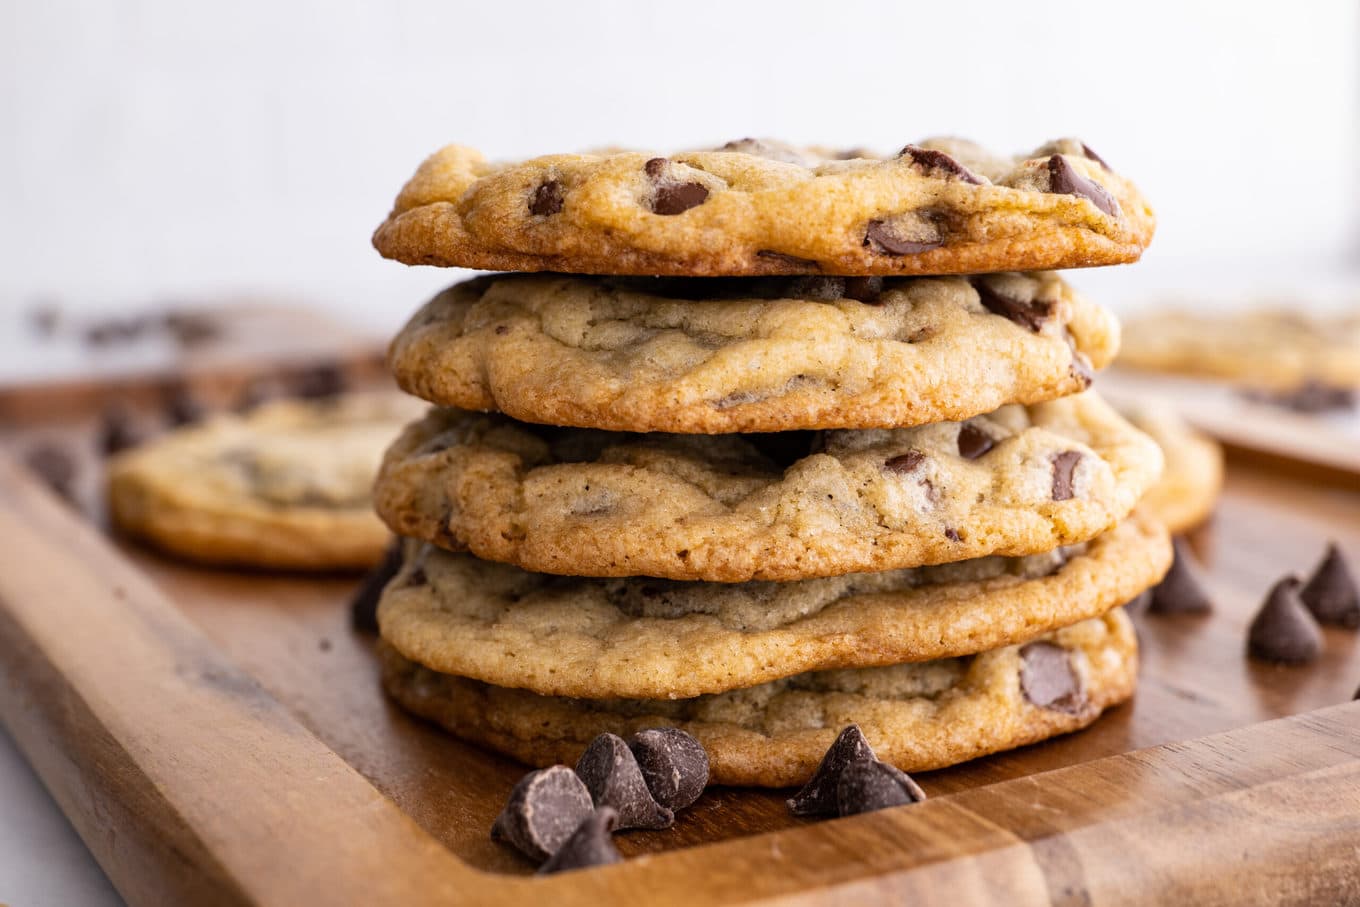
left=644, top=157, right=667, bottom=178
left=1046, top=155, right=1119, bottom=217
left=1241, top=381, right=1357, bottom=414
left=530, top=180, right=564, bottom=216
left=956, top=424, right=995, bottom=460
left=575, top=733, right=674, bottom=830
left=652, top=181, right=709, bottom=216
left=23, top=443, right=77, bottom=501
left=98, top=404, right=143, bottom=456
left=972, top=279, right=1053, bottom=333
left=835, top=759, right=927, bottom=817
left=349, top=541, right=403, bottom=634
left=1247, top=576, right=1323, bottom=664
left=842, top=277, right=885, bottom=302
left=537, top=807, right=622, bottom=875
left=492, top=765, right=595, bottom=863
left=1148, top=537, right=1214, bottom=615
left=162, top=311, right=221, bottom=347
left=864, top=219, right=942, bottom=256
left=292, top=363, right=346, bottom=400
left=1081, top=143, right=1111, bottom=171
left=164, top=385, right=204, bottom=427
left=628, top=727, right=709, bottom=811
left=944, top=527, right=961, bottom=541
left=899, top=144, right=983, bottom=184
left=1019, top=641, right=1085, bottom=714
left=755, top=250, right=821, bottom=271
left=883, top=450, right=925, bottom=474
left=1299, top=543, right=1359, bottom=629
left=1050, top=450, right=1082, bottom=501
left=787, top=725, right=877, bottom=817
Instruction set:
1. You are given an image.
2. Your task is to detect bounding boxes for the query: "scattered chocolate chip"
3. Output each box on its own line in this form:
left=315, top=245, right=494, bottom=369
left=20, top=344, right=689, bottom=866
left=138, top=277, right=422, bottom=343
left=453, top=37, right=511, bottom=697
left=1299, top=543, right=1359, bottom=629
left=972, top=279, right=1053, bottom=333
left=1081, top=143, right=1111, bottom=171
left=537, top=807, right=622, bottom=875
left=944, top=527, right=961, bottom=542
left=883, top=450, right=925, bottom=474
left=645, top=158, right=709, bottom=216
left=1050, top=450, right=1082, bottom=501
left=755, top=250, right=821, bottom=271
left=529, top=180, right=564, bottom=216
left=1148, top=538, right=1214, bottom=615
left=291, top=363, right=346, bottom=399
left=1046, top=155, right=1119, bottom=217
left=164, top=384, right=204, bottom=427
left=1020, top=642, right=1085, bottom=714
left=836, top=758, right=927, bottom=817
left=787, top=725, right=877, bottom=817
left=956, top=424, right=995, bottom=460
left=899, top=144, right=983, bottom=184
left=98, top=404, right=143, bottom=456
left=492, top=765, right=596, bottom=863
left=23, top=443, right=77, bottom=501
left=1248, top=576, right=1323, bottom=664
left=349, top=541, right=403, bottom=634
left=1241, top=382, right=1356, bottom=413
left=575, top=733, right=673, bottom=830
left=864, top=219, right=942, bottom=256
left=842, top=277, right=885, bottom=302
left=628, top=727, right=709, bottom=811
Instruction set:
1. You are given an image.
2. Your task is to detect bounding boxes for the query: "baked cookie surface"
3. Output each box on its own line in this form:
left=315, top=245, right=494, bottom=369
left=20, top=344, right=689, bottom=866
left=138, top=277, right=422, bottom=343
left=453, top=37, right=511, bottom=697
left=390, top=271, right=1118, bottom=433
left=379, top=514, right=1167, bottom=699
left=1118, top=404, right=1223, bottom=535
left=381, top=609, right=1138, bottom=786
left=373, top=392, right=1163, bottom=582
left=108, top=393, right=423, bottom=570
left=374, top=138, right=1154, bottom=277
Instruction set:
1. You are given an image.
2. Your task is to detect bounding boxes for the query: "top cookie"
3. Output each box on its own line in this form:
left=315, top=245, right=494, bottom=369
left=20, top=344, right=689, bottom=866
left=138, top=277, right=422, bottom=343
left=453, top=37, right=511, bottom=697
left=373, top=137, right=1155, bottom=277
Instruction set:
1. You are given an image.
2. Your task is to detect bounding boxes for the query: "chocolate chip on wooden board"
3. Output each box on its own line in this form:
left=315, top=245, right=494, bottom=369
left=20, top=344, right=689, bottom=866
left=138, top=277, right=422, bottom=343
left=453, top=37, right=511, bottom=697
left=628, top=728, right=709, bottom=811
left=1247, top=576, right=1323, bottom=665
left=491, top=765, right=595, bottom=863
left=23, top=443, right=77, bottom=501
left=1019, top=642, right=1085, bottom=714
left=349, top=541, right=403, bottom=634
left=537, top=807, right=622, bottom=875
left=1241, top=382, right=1356, bottom=414
left=164, top=384, right=205, bottom=427
left=98, top=404, right=144, bottom=456
left=836, top=759, right=927, bottom=818
left=575, top=733, right=674, bottom=830
left=1148, top=538, right=1214, bottom=615
left=1299, top=543, right=1359, bottom=629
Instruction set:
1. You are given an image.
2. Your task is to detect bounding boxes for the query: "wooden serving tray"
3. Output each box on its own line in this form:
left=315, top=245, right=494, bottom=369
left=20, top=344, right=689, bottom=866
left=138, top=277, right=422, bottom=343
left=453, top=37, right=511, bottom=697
left=1, top=365, right=1359, bottom=906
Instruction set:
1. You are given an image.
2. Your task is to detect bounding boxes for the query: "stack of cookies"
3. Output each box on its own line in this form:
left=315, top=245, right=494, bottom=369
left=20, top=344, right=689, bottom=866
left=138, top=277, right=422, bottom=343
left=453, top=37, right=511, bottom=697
left=367, top=137, right=1171, bottom=786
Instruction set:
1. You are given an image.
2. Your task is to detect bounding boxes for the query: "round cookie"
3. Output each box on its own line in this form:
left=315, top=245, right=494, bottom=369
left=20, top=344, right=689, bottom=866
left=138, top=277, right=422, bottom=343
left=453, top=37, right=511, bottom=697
left=1118, top=404, right=1223, bottom=536
left=379, top=513, right=1168, bottom=699
left=381, top=609, right=1138, bottom=787
left=108, top=393, right=424, bottom=570
left=390, top=271, right=1119, bottom=433
left=374, top=138, right=1155, bottom=277
left=373, top=392, right=1164, bottom=582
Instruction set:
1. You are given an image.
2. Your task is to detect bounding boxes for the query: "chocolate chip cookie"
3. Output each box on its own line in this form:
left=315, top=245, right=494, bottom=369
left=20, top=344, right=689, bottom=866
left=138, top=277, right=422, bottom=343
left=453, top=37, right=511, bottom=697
left=1118, top=403, right=1223, bottom=535
left=373, top=138, right=1155, bottom=277
left=389, top=271, right=1118, bottom=433
left=373, top=392, right=1163, bottom=582
left=380, top=609, right=1138, bottom=786
left=108, top=393, right=423, bottom=569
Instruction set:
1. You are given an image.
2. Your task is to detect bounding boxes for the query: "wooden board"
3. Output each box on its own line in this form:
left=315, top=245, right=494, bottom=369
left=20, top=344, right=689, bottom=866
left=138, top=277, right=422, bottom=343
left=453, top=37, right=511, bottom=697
left=1, top=369, right=1359, bottom=905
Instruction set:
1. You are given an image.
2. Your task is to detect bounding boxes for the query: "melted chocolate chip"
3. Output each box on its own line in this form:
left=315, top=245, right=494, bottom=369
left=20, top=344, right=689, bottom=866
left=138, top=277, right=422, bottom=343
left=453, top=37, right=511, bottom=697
left=537, top=807, right=622, bottom=875
left=1148, top=538, right=1214, bottom=615
left=972, top=279, right=1053, bottom=333
left=164, top=384, right=204, bottom=427
left=1081, top=143, right=1111, bottom=171
left=787, top=725, right=877, bottom=817
left=1047, top=155, right=1119, bottom=217
left=529, top=179, right=564, bottom=216
left=944, top=527, right=961, bottom=542
left=836, top=759, right=927, bottom=817
left=1248, top=576, right=1323, bottom=664
left=491, top=765, right=595, bottom=863
left=884, top=450, right=926, bottom=474
left=644, top=157, right=667, bottom=178
left=349, top=541, right=403, bottom=634
left=1019, top=642, right=1085, bottom=714
left=98, top=404, right=143, bottom=456
left=957, top=424, right=995, bottom=460
left=628, top=727, right=709, bottom=811
left=1299, top=543, right=1359, bottom=628
left=899, top=144, right=983, bottom=184
left=1050, top=450, right=1082, bottom=501
left=843, top=277, right=885, bottom=302
left=864, top=219, right=943, bottom=256
left=645, top=159, right=709, bottom=216
left=23, top=443, right=77, bottom=501
left=755, top=250, right=821, bottom=270
left=575, top=733, right=674, bottom=830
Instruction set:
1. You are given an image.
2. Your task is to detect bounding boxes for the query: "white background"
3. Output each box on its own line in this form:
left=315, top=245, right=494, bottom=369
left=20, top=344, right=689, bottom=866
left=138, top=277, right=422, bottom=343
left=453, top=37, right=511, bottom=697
left=1, top=2, right=1358, bottom=905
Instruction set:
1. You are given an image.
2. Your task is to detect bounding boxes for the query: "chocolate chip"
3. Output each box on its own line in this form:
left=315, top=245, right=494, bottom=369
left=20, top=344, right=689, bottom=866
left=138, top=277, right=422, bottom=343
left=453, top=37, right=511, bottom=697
left=842, top=277, right=885, bottom=302
left=755, top=250, right=821, bottom=271
left=957, top=424, right=995, bottom=460
left=787, top=725, right=878, bottom=817
left=492, top=765, right=595, bottom=863
left=628, top=727, right=709, bottom=811
left=1046, top=155, right=1119, bottom=217
left=1050, top=450, right=1082, bottom=501
left=575, top=733, right=673, bottom=831
left=98, top=404, right=143, bottom=456
left=836, top=759, right=927, bottom=817
left=537, top=807, right=622, bottom=875
left=1241, top=382, right=1356, bottom=414
left=164, top=385, right=204, bottom=427
left=1248, top=577, right=1323, bottom=664
left=23, top=443, right=77, bottom=501
left=349, top=541, right=402, bottom=634
left=864, top=219, right=942, bottom=256
left=1148, top=538, right=1214, bottom=615
left=972, top=279, right=1053, bottom=333
left=1019, top=641, right=1085, bottom=714
left=1081, top=143, right=1111, bottom=171
left=529, top=180, right=564, bottom=216
left=899, top=144, right=983, bottom=184
left=883, top=450, right=925, bottom=474
left=944, top=527, right=961, bottom=541
left=292, top=363, right=346, bottom=400
left=1299, top=543, right=1359, bottom=629
left=162, top=311, right=220, bottom=347
left=645, top=158, right=709, bottom=216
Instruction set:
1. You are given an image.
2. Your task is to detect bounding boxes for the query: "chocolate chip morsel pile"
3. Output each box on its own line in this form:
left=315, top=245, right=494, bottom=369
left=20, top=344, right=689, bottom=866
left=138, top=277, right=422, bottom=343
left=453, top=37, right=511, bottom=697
left=363, top=136, right=1168, bottom=864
